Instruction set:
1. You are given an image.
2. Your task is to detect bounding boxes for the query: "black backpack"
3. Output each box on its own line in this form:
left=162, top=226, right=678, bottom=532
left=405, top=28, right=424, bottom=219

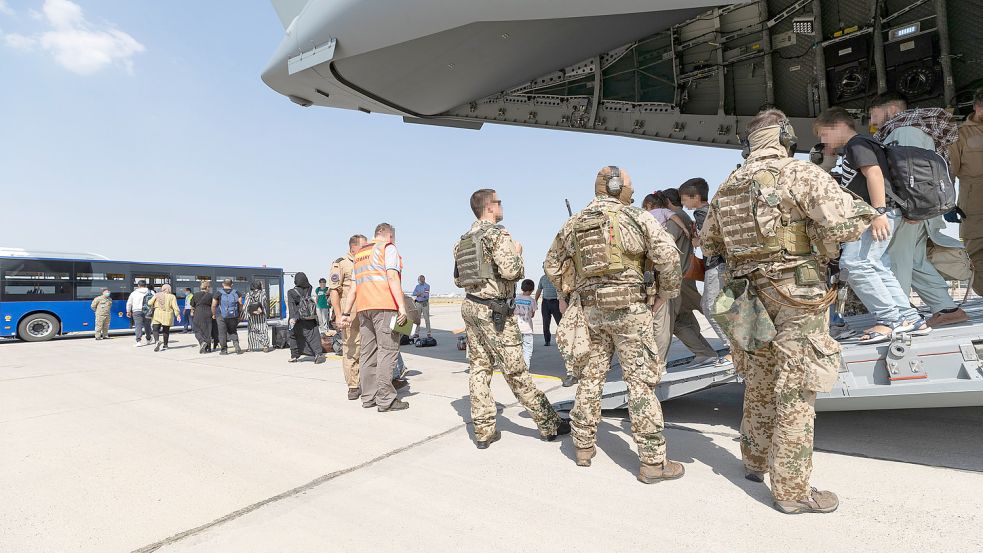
left=294, top=288, right=317, bottom=320
left=870, top=138, right=956, bottom=221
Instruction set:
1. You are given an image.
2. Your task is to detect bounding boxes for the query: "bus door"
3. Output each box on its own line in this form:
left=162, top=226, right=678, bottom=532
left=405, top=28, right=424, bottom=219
left=255, top=276, right=283, bottom=320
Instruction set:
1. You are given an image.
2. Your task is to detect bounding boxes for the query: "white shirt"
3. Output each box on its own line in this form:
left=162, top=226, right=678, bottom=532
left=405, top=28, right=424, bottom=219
left=126, top=288, right=152, bottom=313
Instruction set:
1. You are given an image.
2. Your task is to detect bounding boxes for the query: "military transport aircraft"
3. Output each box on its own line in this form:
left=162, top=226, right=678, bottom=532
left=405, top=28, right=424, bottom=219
left=261, top=0, right=983, bottom=411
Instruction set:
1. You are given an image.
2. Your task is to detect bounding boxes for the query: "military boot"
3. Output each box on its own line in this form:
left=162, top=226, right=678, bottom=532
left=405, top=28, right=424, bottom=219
left=574, top=446, right=596, bottom=467
left=637, top=460, right=685, bottom=483
left=476, top=431, right=501, bottom=450
left=542, top=419, right=571, bottom=442
left=561, top=375, right=579, bottom=387
left=774, top=488, right=839, bottom=515
left=347, top=387, right=361, bottom=401
left=745, top=469, right=766, bottom=483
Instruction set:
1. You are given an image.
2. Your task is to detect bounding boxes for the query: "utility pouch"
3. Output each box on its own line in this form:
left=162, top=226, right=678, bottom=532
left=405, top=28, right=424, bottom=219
left=710, top=278, right=777, bottom=352
left=794, top=260, right=823, bottom=286
left=594, top=286, right=637, bottom=311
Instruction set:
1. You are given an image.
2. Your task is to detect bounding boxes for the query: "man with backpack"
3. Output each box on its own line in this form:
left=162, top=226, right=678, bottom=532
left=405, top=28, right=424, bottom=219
left=952, top=89, right=983, bottom=295
left=126, top=280, right=154, bottom=346
left=814, top=107, right=928, bottom=342
left=211, top=278, right=243, bottom=355
left=870, top=93, right=967, bottom=328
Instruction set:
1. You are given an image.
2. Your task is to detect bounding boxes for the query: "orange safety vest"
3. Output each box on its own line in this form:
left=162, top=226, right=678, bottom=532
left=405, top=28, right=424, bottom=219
left=353, top=239, right=402, bottom=312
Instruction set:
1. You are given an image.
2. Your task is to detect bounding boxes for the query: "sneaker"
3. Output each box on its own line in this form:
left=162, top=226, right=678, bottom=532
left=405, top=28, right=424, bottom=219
left=347, top=388, right=361, bottom=401
left=161, top=345, right=168, bottom=351
left=542, top=419, right=571, bottom=442
left=561, top=375, right=579, bottom=387
left=774, top=488, right=839, bottom=515
left=377, top=399, right=409, bottom=412
left=927, top=308, right=969, bottom=328
left=314, top=354, right=325, bottom=364
left=392, top=379, right=408, bottom=390
left=362, top=402, right=377, bottom=409
left=220, top=349, right=229, bottom=356
left=288, top=357, right=299, bottom=363
left=637, top=460, right=685, bottom=483
left=199, top=344, right=207, bottom=354
left=575, top=446, right=596, bottom=467
left=475, top=431, right=502, bottom=450
left=133, top=342, right=141, bottom=348
left=154, top=343, right=162, bottom=352
left=263, top=347, right=271, bottom=353
left=234, top=343, right=243, bottom=355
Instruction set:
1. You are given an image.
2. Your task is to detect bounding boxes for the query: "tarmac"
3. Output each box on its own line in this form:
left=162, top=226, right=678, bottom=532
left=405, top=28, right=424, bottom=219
left=1, top=304, right=981, bottom=553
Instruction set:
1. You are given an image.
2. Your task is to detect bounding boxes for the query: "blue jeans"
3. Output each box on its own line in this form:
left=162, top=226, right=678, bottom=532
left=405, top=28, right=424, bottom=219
left=839, top=210, right=919, bottom=327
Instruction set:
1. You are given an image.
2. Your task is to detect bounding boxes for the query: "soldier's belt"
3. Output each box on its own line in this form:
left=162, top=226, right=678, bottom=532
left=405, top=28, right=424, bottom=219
left=579, top=285, right=645, bottom=310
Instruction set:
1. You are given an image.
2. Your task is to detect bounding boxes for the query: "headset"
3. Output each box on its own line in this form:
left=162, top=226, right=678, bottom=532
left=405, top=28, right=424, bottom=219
left=605, top=165, right=623, bottom=195
left=740, top=119, right=798, bottom=159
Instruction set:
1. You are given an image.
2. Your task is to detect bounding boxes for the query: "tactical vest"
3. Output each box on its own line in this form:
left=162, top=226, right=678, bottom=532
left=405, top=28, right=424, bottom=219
left=572, top=206, right=644, bottom=278
left=713, top=159, right=813, bottom=262
left=455, top=227, right=496, bottom=287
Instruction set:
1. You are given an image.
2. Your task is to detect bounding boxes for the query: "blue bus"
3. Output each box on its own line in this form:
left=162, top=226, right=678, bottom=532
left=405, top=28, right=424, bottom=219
left=0, top=252, right=285, bottom=342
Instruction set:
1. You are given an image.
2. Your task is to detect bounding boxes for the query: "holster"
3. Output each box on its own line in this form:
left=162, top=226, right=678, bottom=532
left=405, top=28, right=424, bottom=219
left=467, top=294, right=515, bottom=332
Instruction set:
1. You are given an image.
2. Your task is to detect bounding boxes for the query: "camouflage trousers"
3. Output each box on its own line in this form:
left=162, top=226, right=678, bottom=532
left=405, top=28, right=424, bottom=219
left=739, top=273, right=841, bottom=501
left=94, top=313, right=110, bottom=338
left=462, top=299, right=561, bottom=442
left=570, top=302, right=667, bottom=464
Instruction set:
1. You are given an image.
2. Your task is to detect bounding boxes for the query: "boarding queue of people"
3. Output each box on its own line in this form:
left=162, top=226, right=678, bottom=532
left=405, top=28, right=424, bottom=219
left=82, top=90, right=981, bottom=517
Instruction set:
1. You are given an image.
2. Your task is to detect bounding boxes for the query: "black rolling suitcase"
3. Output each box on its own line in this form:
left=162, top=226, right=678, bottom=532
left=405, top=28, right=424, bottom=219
left=271, top=324, right=290, bottom=349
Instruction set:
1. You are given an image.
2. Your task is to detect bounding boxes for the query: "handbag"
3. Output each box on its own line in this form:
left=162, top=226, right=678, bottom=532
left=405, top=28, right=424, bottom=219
left=684, top=254, right=706, bottom=281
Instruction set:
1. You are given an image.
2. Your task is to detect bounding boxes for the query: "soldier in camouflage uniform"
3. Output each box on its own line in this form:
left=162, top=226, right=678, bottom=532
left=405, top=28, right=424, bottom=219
left=701, top=109, right=875, bottom=514
left=453, top=188, right=569, bottom=449
left=544, top=166, right=685, bottom=483
left=90, top=288, right=113, bottom=340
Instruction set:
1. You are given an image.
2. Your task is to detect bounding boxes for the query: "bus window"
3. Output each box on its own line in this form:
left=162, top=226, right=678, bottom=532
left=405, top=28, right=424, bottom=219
left=0, top=260, right=73, bottom=301
left=76, top=271, right=128, bottom=300
left=175, top=275, right=211, bottom=297
left=132, top=273, right=170, bottom=292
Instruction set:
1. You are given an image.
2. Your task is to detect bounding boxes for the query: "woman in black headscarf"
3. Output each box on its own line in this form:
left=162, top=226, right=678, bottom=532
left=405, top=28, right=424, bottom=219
left=245, top=280, right=272, bottom=353
left=287, top=272, right=325, bottom=363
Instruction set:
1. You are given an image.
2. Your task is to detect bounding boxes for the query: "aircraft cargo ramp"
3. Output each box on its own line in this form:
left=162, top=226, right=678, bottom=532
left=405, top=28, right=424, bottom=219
left=554, top=298, right=983, bottom=413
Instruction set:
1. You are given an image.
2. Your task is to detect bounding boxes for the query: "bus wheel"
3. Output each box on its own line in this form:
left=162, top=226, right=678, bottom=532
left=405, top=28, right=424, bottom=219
left=18, top=313, right=59, bottom=342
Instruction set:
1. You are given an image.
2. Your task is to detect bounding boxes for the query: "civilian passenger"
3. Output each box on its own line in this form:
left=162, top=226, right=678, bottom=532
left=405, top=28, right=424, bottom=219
left=150, top=284, right=181, bottom=352
left=211, top=278, right=243, bottom=355
left=126, top=280, right=154, bottom=346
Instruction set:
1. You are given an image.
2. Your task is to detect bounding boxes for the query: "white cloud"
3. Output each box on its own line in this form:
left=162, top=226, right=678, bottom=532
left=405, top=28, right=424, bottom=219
left=1, top=0, right=145, bottom=75
left=0, top=1, right=14, bottom=17
left=4, top=33, right=37, bottom=50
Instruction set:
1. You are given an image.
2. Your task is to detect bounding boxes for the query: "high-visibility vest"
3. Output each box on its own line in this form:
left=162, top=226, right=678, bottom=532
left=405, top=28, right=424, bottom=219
left=353, top=239, right=402, bottom=311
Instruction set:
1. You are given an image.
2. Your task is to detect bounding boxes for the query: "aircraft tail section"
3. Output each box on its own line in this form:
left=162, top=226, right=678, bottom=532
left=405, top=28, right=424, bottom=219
left=271, top=0, right=310, bottom=30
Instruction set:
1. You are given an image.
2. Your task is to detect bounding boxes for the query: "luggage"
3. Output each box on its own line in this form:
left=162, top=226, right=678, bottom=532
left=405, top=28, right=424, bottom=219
left=415, top=336, right=437, bottom=348
left=271, top=324, right=290, bottom=349
left=320, top=333, right=333, bottom=354
left=456, top=335, right=467, bottom=351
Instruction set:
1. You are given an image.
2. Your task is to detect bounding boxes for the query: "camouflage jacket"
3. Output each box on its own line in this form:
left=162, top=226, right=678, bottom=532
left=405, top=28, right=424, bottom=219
left=544, top=196, right=681, bottom=300
left=453, top=220, right=524, bottom=299
left=701, top=147, right=875, bottom=277
left=90, top=295, right=113, bottom=316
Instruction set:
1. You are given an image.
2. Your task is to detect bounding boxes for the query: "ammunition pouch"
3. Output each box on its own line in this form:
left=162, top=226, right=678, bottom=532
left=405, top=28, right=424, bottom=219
left=579, top=285, right=645, bottom=311
left=466, top=294, right=515, bottom=332
left=572, top=207, right=644, bottom=278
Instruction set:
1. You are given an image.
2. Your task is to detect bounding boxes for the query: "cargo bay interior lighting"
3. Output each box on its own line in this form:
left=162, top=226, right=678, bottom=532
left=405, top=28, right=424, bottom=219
left=792, top=16, right=815, bottom=35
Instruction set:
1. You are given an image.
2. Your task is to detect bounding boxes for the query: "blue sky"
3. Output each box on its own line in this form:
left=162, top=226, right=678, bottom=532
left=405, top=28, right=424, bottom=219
left=0, top=0, right=747, bottom=294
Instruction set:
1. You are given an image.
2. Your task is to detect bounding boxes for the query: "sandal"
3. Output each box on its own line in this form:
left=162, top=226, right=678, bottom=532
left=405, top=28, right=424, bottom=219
left=859, top=324, right=894, bottom=344
left=897, top=317, right=932, bottom=337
